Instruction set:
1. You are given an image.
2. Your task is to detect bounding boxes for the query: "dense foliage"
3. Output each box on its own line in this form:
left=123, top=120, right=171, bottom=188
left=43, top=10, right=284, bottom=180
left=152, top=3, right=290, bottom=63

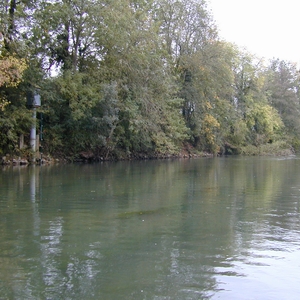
left=1, top=0, right=299, bottom=159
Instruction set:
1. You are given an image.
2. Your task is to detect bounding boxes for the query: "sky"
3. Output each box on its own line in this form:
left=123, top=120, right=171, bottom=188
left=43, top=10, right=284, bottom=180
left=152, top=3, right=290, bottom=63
left=208, top=0, right=300, bottom=64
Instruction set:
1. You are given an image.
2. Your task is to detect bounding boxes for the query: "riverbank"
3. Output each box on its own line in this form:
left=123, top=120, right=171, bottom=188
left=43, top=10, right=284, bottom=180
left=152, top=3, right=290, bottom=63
left=1, top=140, right=295, bottom=166
left=0, top=148, right=212, bottom=166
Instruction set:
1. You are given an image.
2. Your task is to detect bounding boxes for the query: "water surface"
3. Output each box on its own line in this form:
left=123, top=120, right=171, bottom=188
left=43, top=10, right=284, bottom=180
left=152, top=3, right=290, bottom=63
left=0, top=157, right=300, bottom=299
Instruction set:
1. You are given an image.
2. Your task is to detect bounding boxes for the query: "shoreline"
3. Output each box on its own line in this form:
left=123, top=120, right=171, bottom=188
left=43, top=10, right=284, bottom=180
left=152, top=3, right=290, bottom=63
left=1, top=149, right=296, bottom=168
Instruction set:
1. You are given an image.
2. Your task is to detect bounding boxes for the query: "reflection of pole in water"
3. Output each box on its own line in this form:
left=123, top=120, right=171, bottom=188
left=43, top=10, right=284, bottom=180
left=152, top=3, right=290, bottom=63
left=30, top=165, right=36, bottom=202
left=30, top=166, right=41, bottom=236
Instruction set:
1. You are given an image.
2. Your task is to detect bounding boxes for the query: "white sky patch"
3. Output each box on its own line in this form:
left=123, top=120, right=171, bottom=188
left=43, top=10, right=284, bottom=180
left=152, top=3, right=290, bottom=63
left=208, top=0, right=300, bottom=64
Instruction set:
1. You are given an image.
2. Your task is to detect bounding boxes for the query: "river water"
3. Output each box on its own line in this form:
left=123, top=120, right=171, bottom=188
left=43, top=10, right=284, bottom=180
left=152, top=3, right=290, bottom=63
left=0, top=157, right=300, bottom=299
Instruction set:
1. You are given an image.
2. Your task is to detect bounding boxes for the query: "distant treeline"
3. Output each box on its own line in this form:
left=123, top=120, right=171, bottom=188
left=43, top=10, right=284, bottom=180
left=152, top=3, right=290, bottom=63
left=1, top=0, right=300, bottom=160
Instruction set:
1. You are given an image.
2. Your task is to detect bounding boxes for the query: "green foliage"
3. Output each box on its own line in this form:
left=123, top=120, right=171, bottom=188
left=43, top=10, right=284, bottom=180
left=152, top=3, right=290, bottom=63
left=41, top=73, right=120, bottom=156
left=290, top=137, right=300, bottom=153
left=244, top=102, right=284, bottom=145
left=240, top=141, right=293, bottom=156
left=0, top=44, right=31, bottom=154
left=0, top=105, right=32, bottom=155
left=177, top=41, right=236, bottom=152
left=227, top=118, right=248, bottom=147
left=264, top=59, right=300, bottom=137
left=0, top=0, right=298, bottom=158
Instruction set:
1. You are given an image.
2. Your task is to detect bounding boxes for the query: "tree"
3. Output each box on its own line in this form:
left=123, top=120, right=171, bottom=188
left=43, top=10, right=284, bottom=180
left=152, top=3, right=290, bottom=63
left=25, top=0, right=103, bottom=73
left=177, top=40, right=236, bottom=152
left=0, top=54, right=27, bottom=110
left=265, top=59, right=300, bottom=137
left=0, top=0, right=294, bottom=158
left=35, top=0, right=188, bottom=159
left=230, top=51, right=285, bottom=147
left=157, top=0, right=217, bottom=64
left=0, top=52, right=30, bottom=154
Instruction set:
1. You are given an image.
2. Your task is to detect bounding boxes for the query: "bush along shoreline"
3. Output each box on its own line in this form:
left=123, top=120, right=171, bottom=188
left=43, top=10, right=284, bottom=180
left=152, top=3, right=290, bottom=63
left=2, top=1, right=300, bottom=165
left=1, top=140, right=296, bottom=167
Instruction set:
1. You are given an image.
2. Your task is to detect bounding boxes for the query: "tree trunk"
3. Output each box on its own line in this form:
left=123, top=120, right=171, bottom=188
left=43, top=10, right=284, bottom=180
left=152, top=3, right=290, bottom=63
left=4, top=0, right=16, bottom=51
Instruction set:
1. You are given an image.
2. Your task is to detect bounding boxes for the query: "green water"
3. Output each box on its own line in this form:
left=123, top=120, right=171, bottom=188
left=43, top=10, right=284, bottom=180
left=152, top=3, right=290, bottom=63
left=0, top=157, right=300, bottom=299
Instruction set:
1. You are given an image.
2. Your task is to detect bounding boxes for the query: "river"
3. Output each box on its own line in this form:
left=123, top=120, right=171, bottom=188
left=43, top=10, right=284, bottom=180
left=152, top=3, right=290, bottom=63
left=0, top=157, right=300, bottom=299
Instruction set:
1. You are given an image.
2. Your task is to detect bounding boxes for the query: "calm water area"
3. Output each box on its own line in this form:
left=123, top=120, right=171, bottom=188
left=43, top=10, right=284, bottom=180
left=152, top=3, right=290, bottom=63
left=0, top=156, right=300, bottom=299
